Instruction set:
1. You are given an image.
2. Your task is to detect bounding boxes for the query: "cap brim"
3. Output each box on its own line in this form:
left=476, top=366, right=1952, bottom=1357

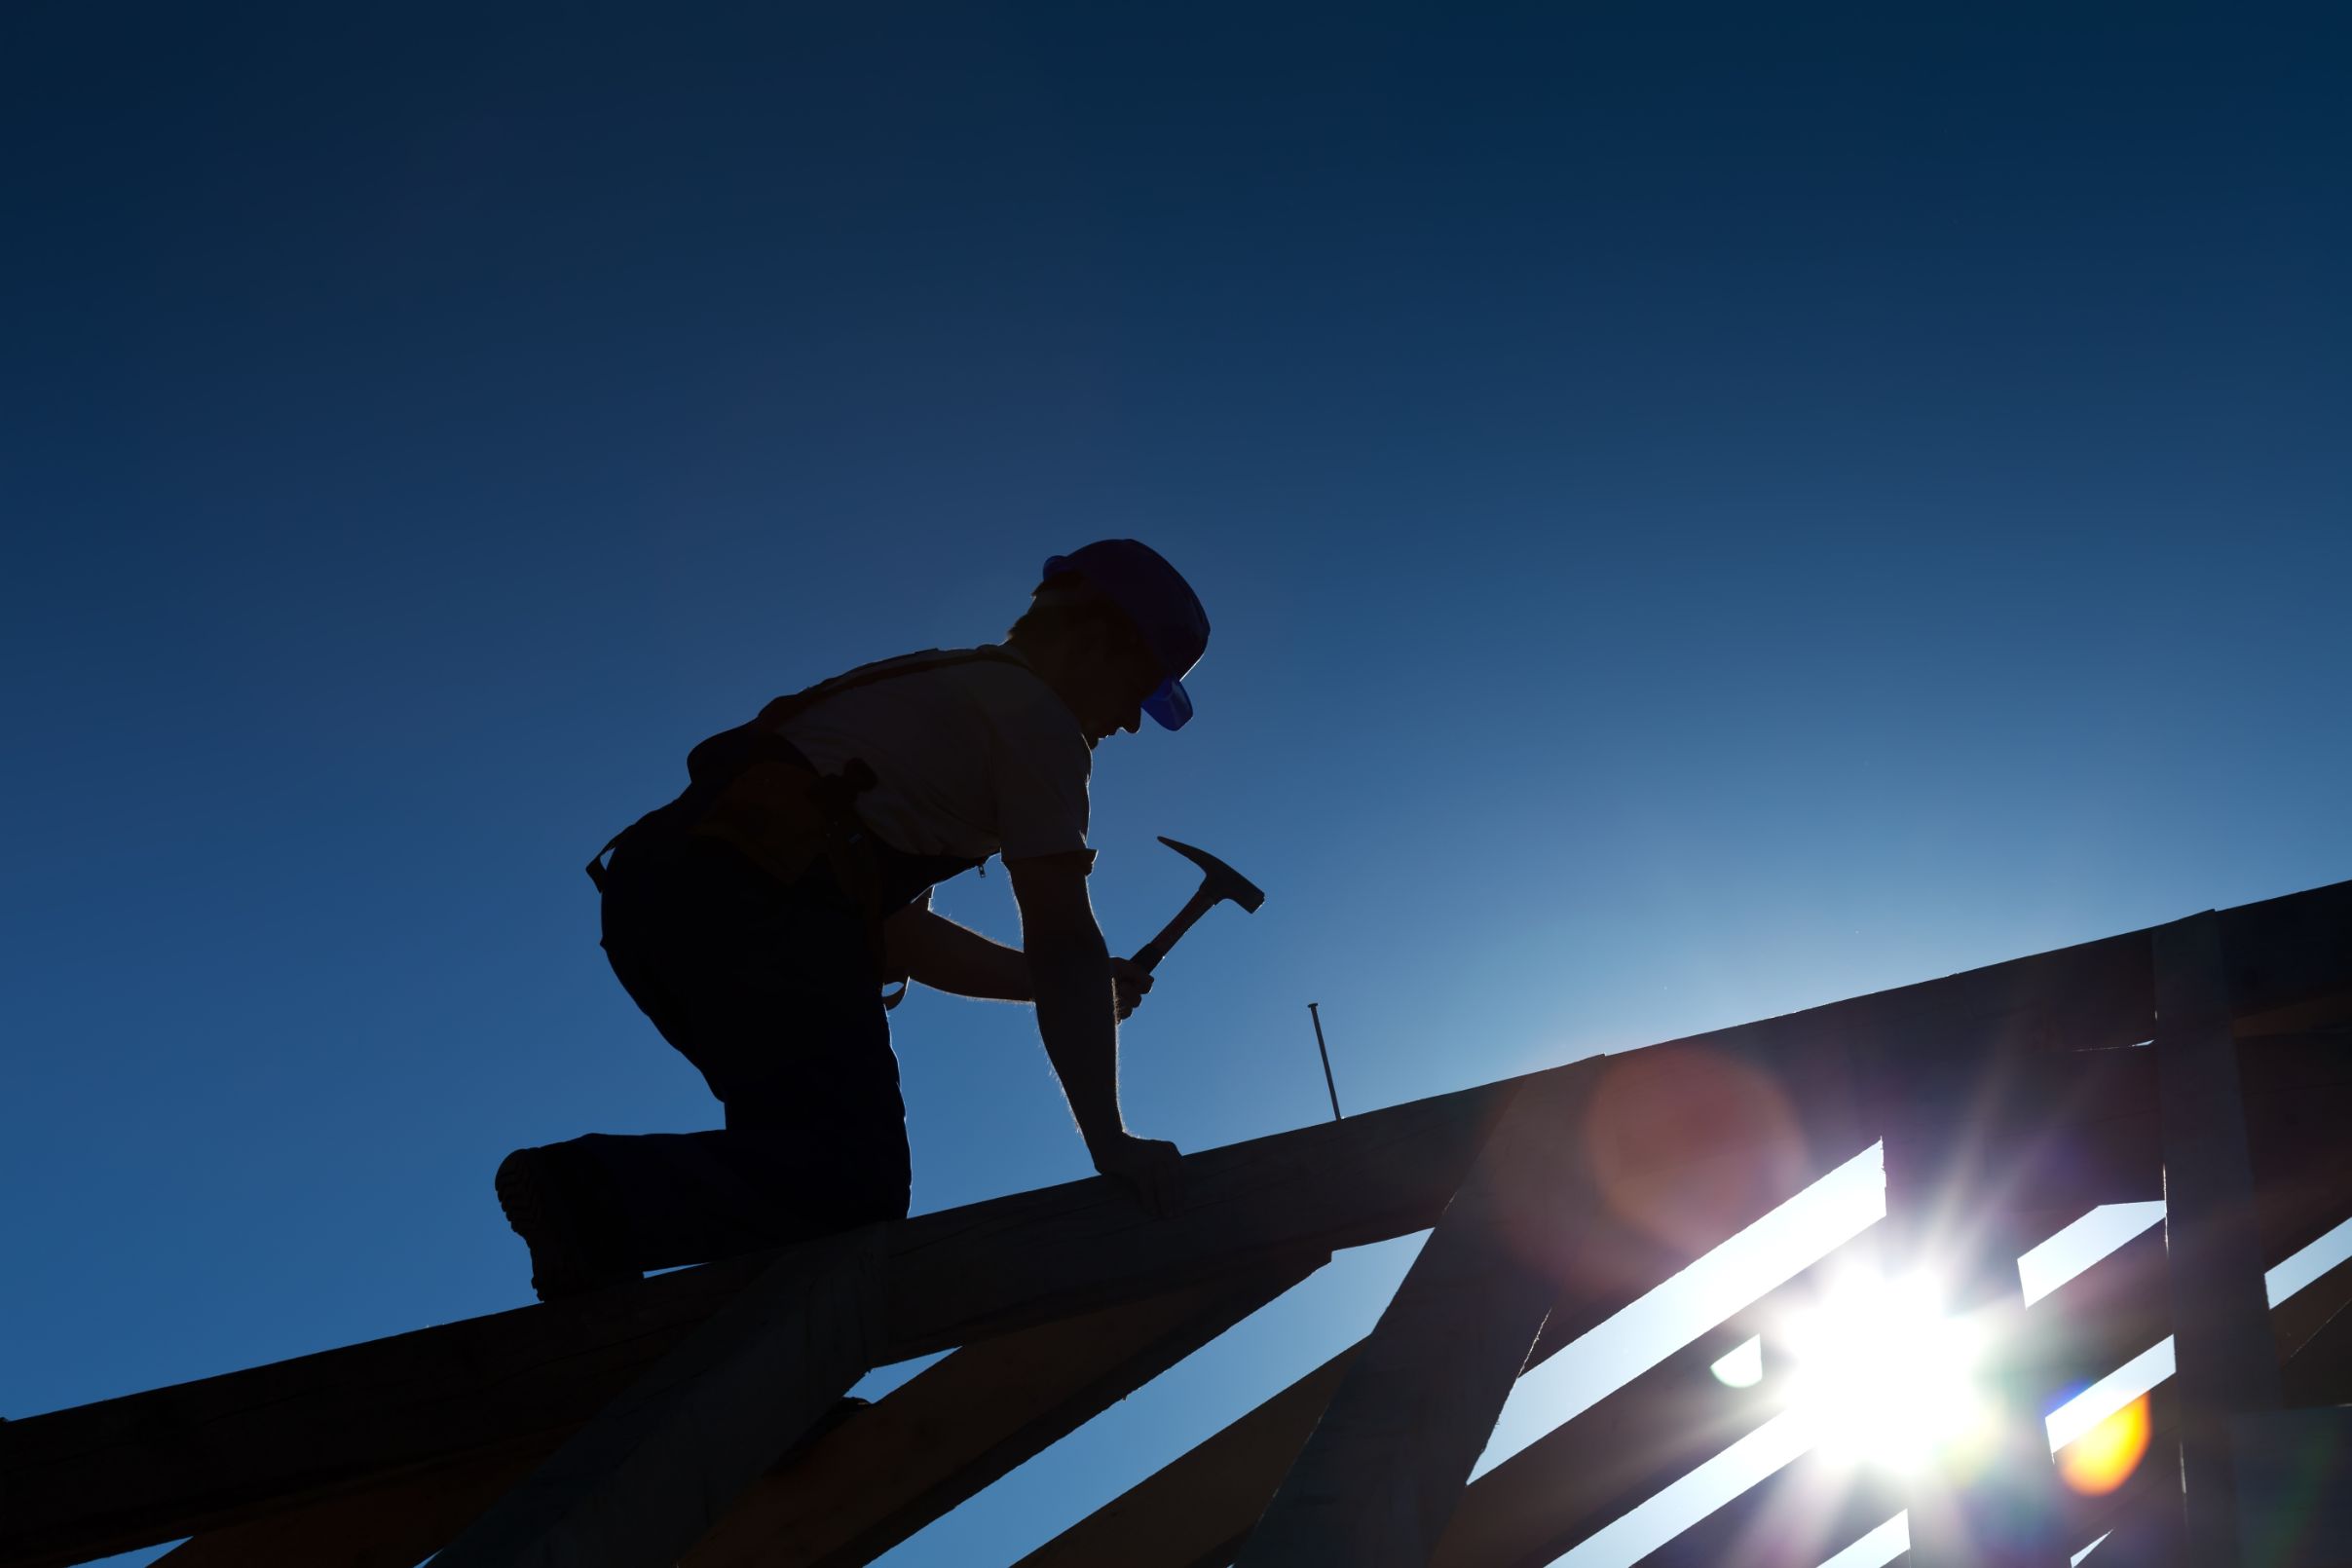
left=1142, top=676, right=1193, bottom=731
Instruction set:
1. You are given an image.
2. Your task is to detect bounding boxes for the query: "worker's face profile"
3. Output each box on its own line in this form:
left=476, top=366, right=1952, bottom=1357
left=1072, top=631, right=1163, bottom=748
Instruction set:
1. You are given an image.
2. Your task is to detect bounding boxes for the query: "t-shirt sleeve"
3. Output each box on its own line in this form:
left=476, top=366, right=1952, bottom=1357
left=989, top=696, right=1093, bottom=863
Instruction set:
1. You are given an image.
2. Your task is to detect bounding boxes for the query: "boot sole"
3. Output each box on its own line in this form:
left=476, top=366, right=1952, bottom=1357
left=497, top=1147, right=633, bottom=1303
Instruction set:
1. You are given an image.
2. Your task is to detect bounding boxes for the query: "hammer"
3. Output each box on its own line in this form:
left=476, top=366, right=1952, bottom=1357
left=1129, top=836, right=1266, bottom=973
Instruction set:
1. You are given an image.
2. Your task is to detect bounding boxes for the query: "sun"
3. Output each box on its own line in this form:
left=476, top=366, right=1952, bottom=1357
left=1780, top=1266, right=1996, bottom=1471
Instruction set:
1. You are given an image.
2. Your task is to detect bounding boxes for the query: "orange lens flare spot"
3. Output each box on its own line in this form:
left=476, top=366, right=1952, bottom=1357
left=2056, top=1392, right=2151, bottom=1496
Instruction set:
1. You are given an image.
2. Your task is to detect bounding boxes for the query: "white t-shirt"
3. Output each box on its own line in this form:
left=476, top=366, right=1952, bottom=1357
left=775, top=647, right=1093, bottom=866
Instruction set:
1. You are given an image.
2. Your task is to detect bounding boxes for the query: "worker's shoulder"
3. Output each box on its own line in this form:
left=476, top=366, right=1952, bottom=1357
left=936, top=645, right=1053, bottom=702
left=818, top=646, right=1028, bottom=701
left=941, top=648, right=1087, bottom=753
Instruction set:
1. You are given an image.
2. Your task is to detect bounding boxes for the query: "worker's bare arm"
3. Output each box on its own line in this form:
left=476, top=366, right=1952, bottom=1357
left=1007, top=851, right=1179, bottom=1213
left=882, top=906, right=1031, bottom=1001
left=880, top=903, right=1153, bottom=1014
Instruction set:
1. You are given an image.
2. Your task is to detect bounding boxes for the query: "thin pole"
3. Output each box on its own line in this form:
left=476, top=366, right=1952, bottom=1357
left=1307, top=1002, right=1343, bottom=1122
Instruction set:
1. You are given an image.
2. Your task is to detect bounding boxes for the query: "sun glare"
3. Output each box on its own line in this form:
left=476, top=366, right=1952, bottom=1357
left=1783, top=1268, right=1993, bottom=1471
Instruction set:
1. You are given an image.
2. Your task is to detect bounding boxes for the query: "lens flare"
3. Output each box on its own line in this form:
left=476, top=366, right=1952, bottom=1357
left=1783, top=1268, right=1993, bottom=1471
left=2055, top=1392, right=2151, bottom=1495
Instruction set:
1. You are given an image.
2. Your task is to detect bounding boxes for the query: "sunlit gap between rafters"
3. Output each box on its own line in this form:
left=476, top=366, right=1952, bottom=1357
left=1505, top=1175, right=2352, bottom=1568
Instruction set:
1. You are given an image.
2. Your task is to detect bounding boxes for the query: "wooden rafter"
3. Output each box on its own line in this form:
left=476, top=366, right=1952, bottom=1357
left=1238, top=1070, right=1598, bottom=1566
left=2154, top=913, right=2286, bottom=1565
left=2, top=878, right=2345, bottom=1568
left=1433, top=1235, right=1868, bottom=1568
left=1, top=1083, right=1501, bottom=1567
left=429, top=1231, right=886, bottom=1568
left=683, top=1254, right=1326, bottom=1568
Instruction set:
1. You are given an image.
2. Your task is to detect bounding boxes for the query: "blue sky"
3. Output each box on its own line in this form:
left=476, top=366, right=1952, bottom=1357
left=3, top=5, right=2347, bottom=1564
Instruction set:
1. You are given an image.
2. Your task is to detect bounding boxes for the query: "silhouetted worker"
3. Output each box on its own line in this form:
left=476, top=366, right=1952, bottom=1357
left=496, top=541, right=1207, bottom=1300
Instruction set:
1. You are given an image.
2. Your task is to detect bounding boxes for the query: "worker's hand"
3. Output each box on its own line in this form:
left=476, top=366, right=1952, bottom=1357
left=1091, top=1130, right=1182, bottom=1218
left=1110, top=957, right=1154, bottom=1022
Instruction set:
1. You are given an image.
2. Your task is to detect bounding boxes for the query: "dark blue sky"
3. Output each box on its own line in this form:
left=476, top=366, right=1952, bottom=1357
left=4, top=7, right=2347, bottom=1563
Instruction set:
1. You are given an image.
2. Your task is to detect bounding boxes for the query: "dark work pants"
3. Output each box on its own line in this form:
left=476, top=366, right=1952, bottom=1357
left=559, top=831, right=912, bottom=1273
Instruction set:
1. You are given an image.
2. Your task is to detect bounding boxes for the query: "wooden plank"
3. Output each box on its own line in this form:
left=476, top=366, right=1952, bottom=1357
left=1640, top=1141, right=2349, bottom=1568
left=429, top=1230, right=884, bottom=1568
left=2045, top=1245, right=2352, bottom=1568
left=2018, top=1223, right=2169, bottom=1390
left=1505, top=1213, right=2078, bottom=1568
left=1433, top=1238, right=1860, bottom=1568
left=683, top=1256, right=1324, bottom=1568
left=9, top=878, right=2346, bottom=1568
left=2282, top=1288, right=2352, bottom=1409
left=2228, top=1406, right=2352, bottom=1568
left=1238, top=1071, right=1596, bottom=1567
left=147, top=1262, right=1324, bottom=1568
left=1021, top=1200, right=1860, bottom=1568
left=1633, top=1451, right=1901, bottom=1568
left=0, top=1085, right=1503, bottom=1568
left=2154, top=914, right=2283, bottom=1567
left=151, top=1433, right=555, bottom=1568
left=1011, top=1341, right=1360, bottom=1568
left=1024, top=1054, right=2178, bottom=1568
left=1904, top=1204, right=2070, bottom=1567
left=2059, top=1385, right=2187, bottom=1568
left=1875, top=1014, right=2078, bottom=1568
left=2239, top=1030, right=2352, bottom=1270
left=2212, top=878, right=2352, bottom=1023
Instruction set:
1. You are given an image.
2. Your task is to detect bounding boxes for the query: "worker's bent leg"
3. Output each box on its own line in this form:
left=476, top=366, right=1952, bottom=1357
left=523, top=830, right=912, bottom=1282
left=562, top=1116, right=911, bottom=1273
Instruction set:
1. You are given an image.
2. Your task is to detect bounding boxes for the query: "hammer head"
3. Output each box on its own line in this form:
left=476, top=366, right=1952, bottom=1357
left=1157, top=836, right=1266, bottom=913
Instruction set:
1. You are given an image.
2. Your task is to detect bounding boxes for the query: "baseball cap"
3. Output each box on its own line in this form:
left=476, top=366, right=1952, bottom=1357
left=1039, top=540, right=1210, bottom=730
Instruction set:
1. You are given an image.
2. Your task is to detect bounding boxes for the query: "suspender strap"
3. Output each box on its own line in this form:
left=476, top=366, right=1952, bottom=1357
left=591, top=647, right=1032, bottom=893
left=748, top=645, right=1030, bottom=731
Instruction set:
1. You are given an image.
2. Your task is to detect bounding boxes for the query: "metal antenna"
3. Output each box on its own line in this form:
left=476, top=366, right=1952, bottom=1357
left=1307, top=1002, right=1343, bottom=1122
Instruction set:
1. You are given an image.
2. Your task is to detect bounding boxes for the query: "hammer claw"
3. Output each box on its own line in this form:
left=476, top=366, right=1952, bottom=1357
left=1129, top=835, right=1265, bottom=974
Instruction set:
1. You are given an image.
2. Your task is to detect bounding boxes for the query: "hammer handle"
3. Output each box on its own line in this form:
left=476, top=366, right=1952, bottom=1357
left=1129, top=884, right=1220, bottom=974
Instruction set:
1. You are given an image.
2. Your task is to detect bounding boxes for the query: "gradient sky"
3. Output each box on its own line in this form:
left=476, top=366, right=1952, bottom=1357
left=4, top=6, right=2347, bottom=1564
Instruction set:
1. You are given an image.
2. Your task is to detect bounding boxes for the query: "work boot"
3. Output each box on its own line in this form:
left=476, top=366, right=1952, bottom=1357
left=495, top=1144, right=643, bottom=1302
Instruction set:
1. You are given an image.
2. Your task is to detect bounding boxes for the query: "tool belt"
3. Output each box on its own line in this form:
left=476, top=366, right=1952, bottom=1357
left=586, top=648, right=1023, bottom=981
left=685, top=750, right=886, bottom=913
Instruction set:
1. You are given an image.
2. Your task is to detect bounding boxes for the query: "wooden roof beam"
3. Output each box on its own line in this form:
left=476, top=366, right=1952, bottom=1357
left=1238, top=1070, right=1596, bottom=1567
left=683, top=1254, right=1325, bottom=1568
left=6, top=878, right=2344, bottom=1567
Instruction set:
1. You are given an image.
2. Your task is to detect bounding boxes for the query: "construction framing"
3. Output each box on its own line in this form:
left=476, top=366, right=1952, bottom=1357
left=5, top=879, right=2349, bottom=1567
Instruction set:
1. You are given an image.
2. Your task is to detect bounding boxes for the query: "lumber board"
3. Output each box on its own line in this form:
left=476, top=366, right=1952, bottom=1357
left=2059, top=1384, right=2188, bottom=1568
left=1637, top=1207, right=2352, bottom=1568
left=0, top=1085, right=1501, bottom=1568
left=1886, top=1193, right=2071, bottom=1568
left=2284, top=1288, right=2352, bottom=1409
left=1021, top=1127, right=1889, bottom=1568
left=429, top=1230, right=885, bottom=1568
left=150, top=1432, right=554, bottom=1568
left=1008, top=1343, right=1360, bottom=1568
left=683, top=1256, right=1325, bottom=1568
left=1238, top=1070, right=1597, bottom=1567
left=2020, top=1223, right=2170, bottom=1393
left=146, top=1262, right=1325, bottom=1568
left=6, top=877, right=2346, bottom=1568
left=1633, top=1450, right=1902, bottom=1568
left=2239, top=1029, right=2352, bottom=1267
left=1014, top=1024, right=2337, bottom=1568
left=2155, top=915, right=2282, bottom=1566
left=2229, top=1406, right=2352, bottom=1568
left=2050, top=1293, right=2352, bottom=1568
left=1464, top=1210, right=2073, bottom=1568
left=1431, top=1237, right=1858, bottom=1568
